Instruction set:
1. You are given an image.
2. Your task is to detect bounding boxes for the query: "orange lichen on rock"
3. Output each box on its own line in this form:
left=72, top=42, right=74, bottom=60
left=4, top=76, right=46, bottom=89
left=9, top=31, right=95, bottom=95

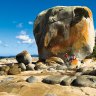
left=71, top=18, right=89, bottom=50
left=71, top=59, right=79, bottom=65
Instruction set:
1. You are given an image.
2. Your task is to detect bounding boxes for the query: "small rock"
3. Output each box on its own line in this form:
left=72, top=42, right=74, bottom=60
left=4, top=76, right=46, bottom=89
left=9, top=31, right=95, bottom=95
left=72, top=75, right=96, bottom=87
left=8, top=64, right=21, bottom=75
left=19, top=63, right=26, bottom=71
left=26, top=64, right=35, bottom=70
left=35, top=62, right=47, bottom=70
left=26, top=76, right=38, bottom=83
left=46, top=61, right=58, bottom=67
left=46, top=57, right=64, bottom=65
left=60, top=76, right=77, bottom=86
left=42, top=75, right=65, bottom=84
left=16, top=50, right=32, bottom=65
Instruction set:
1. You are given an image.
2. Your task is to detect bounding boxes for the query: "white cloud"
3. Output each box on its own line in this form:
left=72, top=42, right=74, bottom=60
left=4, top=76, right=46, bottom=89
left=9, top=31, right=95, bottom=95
left=16, top=23, right=23, bottom=28
left=16, top=30, right=35, bottom=44
left=28, top=21, right=33, bottom=25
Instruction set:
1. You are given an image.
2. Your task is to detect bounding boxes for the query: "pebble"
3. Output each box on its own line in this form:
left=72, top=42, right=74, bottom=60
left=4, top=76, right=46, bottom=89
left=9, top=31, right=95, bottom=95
left=26, top=76, right=38, bottom=83
left=26, top=64, right=35, bottom=71
left=19, top=63, right=26, bottom=71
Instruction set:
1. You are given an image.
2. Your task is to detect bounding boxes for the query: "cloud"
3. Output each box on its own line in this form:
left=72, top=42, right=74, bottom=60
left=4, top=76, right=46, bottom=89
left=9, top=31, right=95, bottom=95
left=16, top=23, right=23, bottom=28
left=28, top=21, right=33, bottom=25
left=16, top=30, right=35, bottom=44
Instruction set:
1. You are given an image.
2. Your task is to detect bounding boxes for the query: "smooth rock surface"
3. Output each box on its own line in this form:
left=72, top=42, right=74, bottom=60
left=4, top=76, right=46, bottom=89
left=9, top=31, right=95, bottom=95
left=26, top=64, right=35, bottom=70
left=19, top=63, right=26, bottom=71
left=26, top=76, right=38, bottom=83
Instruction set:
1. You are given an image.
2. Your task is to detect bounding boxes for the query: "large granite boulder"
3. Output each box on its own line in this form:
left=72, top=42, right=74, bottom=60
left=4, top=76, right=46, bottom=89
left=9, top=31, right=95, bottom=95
left=34, top=6, right=95, bottom=61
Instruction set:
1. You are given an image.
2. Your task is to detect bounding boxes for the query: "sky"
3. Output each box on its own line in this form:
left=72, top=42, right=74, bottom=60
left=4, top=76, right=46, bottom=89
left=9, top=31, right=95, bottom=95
left=0, top=0, right=96, bottom=56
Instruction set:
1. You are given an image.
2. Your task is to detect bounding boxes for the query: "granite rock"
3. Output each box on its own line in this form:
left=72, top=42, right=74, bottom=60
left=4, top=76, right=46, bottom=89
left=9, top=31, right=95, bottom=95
left=16, top=50, right=32, bottom=65
left=34, top=6, right=95, bottom=61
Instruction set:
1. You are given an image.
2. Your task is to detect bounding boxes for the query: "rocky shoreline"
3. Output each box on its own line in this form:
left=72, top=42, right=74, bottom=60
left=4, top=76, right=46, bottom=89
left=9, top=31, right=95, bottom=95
left=0, top=5, right=96, bottom=96
left=0, top=54, right=96, bottom=96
